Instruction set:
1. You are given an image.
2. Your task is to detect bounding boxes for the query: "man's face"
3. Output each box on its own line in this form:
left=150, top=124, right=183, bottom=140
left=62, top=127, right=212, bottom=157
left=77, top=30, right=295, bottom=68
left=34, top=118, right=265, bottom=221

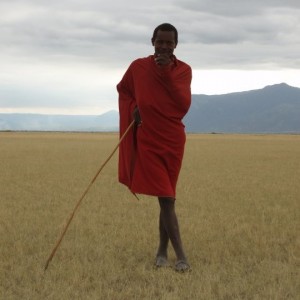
left=152, top=30, right=177, bottom=57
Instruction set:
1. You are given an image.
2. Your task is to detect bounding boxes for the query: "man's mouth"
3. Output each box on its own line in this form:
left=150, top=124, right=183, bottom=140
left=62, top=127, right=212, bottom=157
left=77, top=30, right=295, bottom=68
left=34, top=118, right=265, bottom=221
left=155, top=50, right=172, bottom=56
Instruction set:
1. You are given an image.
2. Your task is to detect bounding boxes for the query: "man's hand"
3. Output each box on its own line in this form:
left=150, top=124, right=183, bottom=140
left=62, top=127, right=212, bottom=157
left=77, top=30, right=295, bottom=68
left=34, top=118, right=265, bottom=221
left=154, top=53, right=172, bottom=66
left=133, top=106, right=142, bottom=126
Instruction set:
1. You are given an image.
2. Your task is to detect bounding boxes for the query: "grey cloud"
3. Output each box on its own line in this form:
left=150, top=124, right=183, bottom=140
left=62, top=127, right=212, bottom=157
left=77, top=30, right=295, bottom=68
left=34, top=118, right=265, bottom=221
left=1, top=0, right=300, bottom=114
left=0, top=8, right=160, bottom=73
left=1, top=0, right=300, bottom=69
left=174, top=0, right=300, bottom=17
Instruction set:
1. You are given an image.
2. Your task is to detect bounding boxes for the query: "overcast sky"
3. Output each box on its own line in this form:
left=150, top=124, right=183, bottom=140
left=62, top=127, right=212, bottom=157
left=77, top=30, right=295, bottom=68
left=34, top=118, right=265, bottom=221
left=1, top=0, right=300, bottom=115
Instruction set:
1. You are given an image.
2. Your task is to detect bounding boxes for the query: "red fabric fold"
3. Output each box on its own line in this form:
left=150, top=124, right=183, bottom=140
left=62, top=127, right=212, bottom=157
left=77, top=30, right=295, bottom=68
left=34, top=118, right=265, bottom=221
left=117, top=55, right=192, bottom=197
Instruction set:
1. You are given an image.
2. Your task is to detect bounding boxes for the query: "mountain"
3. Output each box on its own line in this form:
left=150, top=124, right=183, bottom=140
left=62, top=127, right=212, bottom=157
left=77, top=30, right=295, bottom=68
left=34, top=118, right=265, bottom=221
left=0, top=83, right=299, bottom=133
left=0, top=110, right=119, bottom=132
left=184, top=83, right=300, bottom=133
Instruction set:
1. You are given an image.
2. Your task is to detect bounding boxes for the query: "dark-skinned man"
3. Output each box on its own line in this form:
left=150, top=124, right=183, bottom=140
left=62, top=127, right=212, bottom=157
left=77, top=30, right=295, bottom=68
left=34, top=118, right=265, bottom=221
left=117, top=23, right=192, bottom=272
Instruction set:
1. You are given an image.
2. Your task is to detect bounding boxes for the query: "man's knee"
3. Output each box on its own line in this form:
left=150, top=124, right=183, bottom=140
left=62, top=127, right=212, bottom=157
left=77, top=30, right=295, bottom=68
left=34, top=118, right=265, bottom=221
left=158, top=197, right=175, bottom=210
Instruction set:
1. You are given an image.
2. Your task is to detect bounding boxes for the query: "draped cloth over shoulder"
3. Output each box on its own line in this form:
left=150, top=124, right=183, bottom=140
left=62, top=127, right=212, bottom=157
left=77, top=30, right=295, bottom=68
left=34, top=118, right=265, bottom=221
left=117, top=55, right=192, bottom=197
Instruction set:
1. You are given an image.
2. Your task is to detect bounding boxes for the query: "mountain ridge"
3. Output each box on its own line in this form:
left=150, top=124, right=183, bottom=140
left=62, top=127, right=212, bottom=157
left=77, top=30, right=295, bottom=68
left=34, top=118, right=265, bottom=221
left=184, top=83, right=300, bottom=133
left=1, top=83, right=300, bottom=133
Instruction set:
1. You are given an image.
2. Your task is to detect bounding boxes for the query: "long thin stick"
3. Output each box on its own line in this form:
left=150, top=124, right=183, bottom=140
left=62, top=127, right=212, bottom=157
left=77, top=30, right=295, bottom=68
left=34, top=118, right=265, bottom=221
left=44, top=120, right=135, bottom=271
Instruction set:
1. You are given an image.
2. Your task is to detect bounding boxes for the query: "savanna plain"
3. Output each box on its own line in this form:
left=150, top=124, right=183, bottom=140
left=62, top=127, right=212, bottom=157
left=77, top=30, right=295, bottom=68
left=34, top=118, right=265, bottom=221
left=0, top=132, right=299, bottom=300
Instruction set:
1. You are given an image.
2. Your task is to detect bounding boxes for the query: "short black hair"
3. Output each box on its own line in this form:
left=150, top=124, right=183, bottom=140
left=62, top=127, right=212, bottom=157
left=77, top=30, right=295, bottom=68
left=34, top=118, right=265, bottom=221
left=152, top=23, right=178, bottom=45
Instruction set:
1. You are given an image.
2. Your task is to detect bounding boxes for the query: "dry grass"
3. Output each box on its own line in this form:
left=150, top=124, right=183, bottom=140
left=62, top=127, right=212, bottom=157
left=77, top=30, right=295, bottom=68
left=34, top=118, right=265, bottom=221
left=0, top=132, right=299, bottom=299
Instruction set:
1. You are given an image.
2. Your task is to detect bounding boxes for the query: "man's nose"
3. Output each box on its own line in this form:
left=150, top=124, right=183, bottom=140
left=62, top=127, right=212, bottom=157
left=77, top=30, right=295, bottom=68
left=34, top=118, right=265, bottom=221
left=161, top=41, right=168, bottom=48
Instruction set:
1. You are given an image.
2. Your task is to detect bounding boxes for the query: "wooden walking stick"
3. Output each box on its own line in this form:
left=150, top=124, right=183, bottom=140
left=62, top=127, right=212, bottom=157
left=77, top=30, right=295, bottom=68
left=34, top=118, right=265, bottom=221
left=44, top=120, right=135, bottom=271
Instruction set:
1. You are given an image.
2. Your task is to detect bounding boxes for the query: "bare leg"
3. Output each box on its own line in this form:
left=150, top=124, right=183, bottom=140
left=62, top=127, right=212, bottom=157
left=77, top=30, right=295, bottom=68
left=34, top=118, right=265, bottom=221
left=157, top=197, right=190, bottom=271
left=157, top=210, right=169, bottom=258
left=155, top=209, right=170, bottom=267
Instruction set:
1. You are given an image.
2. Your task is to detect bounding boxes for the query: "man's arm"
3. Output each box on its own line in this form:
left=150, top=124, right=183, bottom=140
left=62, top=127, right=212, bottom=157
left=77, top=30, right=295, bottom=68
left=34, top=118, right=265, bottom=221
left=158, top=63, right=192, bottom=114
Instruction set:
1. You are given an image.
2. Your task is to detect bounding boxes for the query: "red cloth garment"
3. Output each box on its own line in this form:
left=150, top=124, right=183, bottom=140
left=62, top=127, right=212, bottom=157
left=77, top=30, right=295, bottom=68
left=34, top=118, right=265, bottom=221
left=117, top=55, right=192, bottom=197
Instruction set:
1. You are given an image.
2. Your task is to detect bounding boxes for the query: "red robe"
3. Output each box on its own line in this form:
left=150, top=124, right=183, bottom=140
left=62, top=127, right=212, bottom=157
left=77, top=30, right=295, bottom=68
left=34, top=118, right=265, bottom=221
left=117, top=55, right=192, bottom=197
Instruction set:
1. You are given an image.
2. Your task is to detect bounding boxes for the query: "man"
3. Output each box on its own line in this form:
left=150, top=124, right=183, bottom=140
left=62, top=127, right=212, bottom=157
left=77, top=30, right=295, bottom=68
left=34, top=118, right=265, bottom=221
left=117, top=23, right=191, bottom=272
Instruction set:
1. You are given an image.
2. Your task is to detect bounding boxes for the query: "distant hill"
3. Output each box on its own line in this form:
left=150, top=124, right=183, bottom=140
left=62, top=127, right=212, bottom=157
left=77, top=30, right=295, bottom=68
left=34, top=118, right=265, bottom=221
left=0, top=110, right=119, bottom=132
left=0, top=83, right=299, bottom=133
left=184, top=83, right=300, bottom=133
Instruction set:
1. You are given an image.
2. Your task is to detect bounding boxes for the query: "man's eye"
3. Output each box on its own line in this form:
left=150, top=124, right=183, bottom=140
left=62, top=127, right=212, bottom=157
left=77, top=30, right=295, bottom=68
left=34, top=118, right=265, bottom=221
left=156, top=40, right=174, bottom=46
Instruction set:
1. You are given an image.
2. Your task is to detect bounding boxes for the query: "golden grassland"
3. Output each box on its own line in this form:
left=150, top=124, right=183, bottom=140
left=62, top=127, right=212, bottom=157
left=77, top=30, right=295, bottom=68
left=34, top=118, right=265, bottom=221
left=0, top=132, right=299, bottom=299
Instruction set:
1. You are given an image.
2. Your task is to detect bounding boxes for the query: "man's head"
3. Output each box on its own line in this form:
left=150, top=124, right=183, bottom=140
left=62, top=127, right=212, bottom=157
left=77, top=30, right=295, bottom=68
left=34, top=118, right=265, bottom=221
left=151, top=23, right=178, bottom=57
left=152, top=23, right=178, bottom=45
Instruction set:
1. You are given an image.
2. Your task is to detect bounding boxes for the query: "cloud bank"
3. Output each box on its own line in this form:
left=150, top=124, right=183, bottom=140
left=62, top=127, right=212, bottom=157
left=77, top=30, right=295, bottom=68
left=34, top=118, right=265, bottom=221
left=1, top=0, right=299, bottom=114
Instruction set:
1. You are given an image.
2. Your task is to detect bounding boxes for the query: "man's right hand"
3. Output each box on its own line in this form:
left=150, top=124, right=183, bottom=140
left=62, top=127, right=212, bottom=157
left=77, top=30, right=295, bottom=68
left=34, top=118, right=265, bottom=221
left=133, top=106, right=142, bottom=126
left=154, top=53, right=172, bottom=66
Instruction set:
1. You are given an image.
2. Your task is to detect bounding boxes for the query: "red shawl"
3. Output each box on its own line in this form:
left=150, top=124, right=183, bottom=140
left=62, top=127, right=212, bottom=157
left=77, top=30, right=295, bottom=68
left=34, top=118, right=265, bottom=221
left=117, top=55, right=191, bottom=197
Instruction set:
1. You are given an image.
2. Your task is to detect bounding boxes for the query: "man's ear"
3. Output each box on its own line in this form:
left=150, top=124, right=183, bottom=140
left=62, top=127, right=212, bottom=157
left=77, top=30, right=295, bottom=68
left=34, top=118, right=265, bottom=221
left=151, top=38, right=154, bottom=46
